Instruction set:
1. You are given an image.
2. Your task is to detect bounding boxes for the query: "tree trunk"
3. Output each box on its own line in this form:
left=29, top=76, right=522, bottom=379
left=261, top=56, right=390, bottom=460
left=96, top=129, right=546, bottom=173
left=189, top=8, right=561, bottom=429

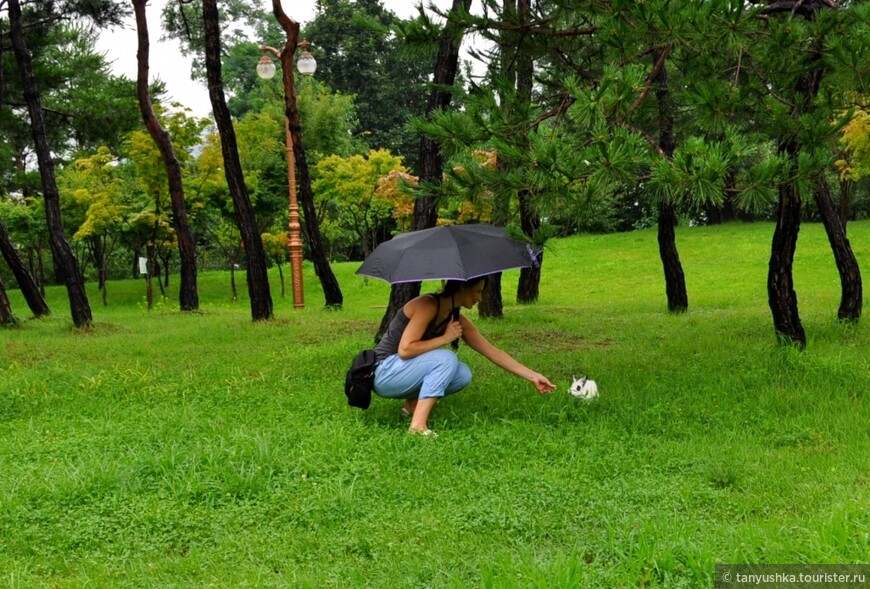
left=514, top=0, right=541, bottom=305
left=517, top=193, right=542, bottom=303
left=479, top=188, right=508, bottom=318
left=161, top=251, right=171, bottom=287
left=652, top=48, right=688, bottom=313
left=413, top=0, right=472, bottom=230
left=0, top=275, right=18, bottom=326
left=27, top=250, right=36, bottom=284
left=145, top=241, right=155, bottom=310
left=133, top=0, right=199, bottom=312
left=766, top=25, right=827, bottom=347
left=92, top=235, right=108, bottom=306
left=8, top=0, right=92, bottom=327
left=293, top=123, right=343, bottom=308
left=768, top=178, right=806, bottom=347
left=131, top=249, right=139, bottom=279
left=479, top=272, right=503, bottom=318
left=91, top=236, right=105, bottom=293
left=276, top=260, right=285, bottom=297
left=706, top=171, right=740, bottom=224
left=376, top=0, right=471, bottom=340
left=0, top=218, right=50, bottom=316
left=658, top=203, right=688, bottom=312
left=36, top=246, right=45, bottom=295
left=794, top=35, right=858, bottom=324
left=517, top=263, right=541, bottom=304
left=480, top=0, right=517, bottom=319
left=477, top=188, right=519, bottom=319
left=839, top=178, right=850, bottom=235
left=155, top=256, right=166, bottom=297
left=814, top=174, right=861, bottom=321
left=203, top=0, right=272, bottom=320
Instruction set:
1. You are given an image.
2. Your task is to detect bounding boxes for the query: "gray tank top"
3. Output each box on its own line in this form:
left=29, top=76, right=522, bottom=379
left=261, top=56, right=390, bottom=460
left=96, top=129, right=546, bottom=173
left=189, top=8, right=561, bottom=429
left=374, top=294, right=454, bottom=362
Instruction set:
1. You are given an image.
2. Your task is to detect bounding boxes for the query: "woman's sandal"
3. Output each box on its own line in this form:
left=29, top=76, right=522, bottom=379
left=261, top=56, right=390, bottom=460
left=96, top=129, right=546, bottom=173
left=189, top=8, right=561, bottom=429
left=408, top=428, right=438, bottom=437
left=400, top=407, right=413, bottom=417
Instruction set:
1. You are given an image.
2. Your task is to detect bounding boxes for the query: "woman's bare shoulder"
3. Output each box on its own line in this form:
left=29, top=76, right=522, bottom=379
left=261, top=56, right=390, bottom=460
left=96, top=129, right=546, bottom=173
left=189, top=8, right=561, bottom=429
left=404, top=294, right=438, bottom=319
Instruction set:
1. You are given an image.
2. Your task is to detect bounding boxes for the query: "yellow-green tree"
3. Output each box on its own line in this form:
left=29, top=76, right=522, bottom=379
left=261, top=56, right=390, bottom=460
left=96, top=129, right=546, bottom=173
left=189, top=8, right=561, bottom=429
left=261, top=231, right=289, bottom=297
left=313, top=149, right=406, bottom=258
left=375, top=169, right=418, bottom=234
left=194, top=111, right=284, bottom=229
left=838, top=109, right=870, bottom=182
left=836, top=107, right=870, bottom=228
left=59, top=146, right=127, bottom=305
left=123, top=105, right=208, bottom=306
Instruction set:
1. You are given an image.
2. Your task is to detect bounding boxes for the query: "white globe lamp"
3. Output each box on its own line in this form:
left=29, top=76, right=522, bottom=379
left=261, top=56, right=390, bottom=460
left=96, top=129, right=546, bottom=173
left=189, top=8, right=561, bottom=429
left=256, top=55, right=276, bottom=80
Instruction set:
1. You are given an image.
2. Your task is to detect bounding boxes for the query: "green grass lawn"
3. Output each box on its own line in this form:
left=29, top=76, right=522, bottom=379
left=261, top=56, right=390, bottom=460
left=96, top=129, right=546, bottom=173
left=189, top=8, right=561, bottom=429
left=1, top=222, right=868, bottom=588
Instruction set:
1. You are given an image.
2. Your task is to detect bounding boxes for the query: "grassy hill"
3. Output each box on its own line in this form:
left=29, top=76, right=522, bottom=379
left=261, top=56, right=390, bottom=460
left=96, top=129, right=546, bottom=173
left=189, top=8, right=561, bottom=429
left=1, top=221, right=868, bottom=587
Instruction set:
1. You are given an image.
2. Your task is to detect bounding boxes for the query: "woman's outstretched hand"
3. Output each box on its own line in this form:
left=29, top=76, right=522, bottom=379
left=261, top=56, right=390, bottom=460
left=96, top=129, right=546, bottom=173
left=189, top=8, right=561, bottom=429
left=531, top=373, right=556, bottom=394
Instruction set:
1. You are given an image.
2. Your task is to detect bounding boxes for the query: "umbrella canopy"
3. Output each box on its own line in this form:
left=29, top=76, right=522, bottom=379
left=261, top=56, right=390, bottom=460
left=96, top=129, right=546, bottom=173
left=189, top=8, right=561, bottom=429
left=356, top=223, right=540, bottom=284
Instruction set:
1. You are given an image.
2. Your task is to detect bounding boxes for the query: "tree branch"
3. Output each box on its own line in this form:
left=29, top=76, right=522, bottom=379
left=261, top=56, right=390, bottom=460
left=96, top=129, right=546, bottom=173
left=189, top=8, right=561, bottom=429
left=537, top=26, right=597, bottom=37
left=2, top=100, right=73, bottom=118
left=173, top=0, right=196, bottom=43
left=752, top=0, right=838, bottom=19
left=531, top=93, right=575, bottom=127
left=474, top=17, right=596, bottom=38
left=630, top=125, right=668, bottom=159
left=745, top=60, right=796, bottom=110
left=628, top=44, right=671, bottom=115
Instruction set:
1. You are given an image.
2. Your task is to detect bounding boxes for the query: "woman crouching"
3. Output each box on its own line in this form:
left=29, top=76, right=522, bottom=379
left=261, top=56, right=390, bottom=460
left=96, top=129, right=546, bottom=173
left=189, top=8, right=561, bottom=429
left=373, top=276, right=556, bottom=435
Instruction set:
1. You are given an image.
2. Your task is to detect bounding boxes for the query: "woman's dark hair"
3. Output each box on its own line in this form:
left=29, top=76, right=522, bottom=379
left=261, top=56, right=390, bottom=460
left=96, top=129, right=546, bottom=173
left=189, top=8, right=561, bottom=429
left=440, top=275, right=489, bottom=297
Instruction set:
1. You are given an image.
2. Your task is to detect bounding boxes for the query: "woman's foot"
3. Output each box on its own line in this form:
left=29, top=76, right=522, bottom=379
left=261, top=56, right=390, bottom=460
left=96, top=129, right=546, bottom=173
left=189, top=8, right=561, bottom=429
left=409, top=397, right=438, bottom=433
left=401, top=400, right=417, bottom=417
left=408, top=427, right=438, bottom=437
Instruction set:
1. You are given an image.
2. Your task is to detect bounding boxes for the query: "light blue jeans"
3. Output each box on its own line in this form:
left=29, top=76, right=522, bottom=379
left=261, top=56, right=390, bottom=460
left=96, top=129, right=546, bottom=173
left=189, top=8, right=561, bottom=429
left=374, top=349, right=472, bottom=400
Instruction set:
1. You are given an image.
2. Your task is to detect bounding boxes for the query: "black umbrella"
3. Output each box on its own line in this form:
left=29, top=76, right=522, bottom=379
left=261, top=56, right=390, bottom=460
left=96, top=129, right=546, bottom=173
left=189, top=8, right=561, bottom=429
left=356, top=223, right=540, bottom=284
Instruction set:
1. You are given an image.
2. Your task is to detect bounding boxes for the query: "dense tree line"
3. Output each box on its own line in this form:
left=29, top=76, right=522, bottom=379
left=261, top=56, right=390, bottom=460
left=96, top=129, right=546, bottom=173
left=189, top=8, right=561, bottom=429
left=411, top=0, right=869, bottom=345
left=2, top=0, right=869, bottom=348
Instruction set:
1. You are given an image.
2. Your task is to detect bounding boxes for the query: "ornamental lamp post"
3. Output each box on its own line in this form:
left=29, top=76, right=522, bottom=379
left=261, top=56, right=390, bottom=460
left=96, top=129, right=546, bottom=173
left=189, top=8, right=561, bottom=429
left=256, top=38, right=317, bottom=309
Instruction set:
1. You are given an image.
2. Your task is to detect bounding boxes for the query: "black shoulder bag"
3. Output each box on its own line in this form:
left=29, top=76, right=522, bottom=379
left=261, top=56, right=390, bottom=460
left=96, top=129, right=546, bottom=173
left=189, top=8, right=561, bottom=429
left=344, top=349, right=377, bottom=409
